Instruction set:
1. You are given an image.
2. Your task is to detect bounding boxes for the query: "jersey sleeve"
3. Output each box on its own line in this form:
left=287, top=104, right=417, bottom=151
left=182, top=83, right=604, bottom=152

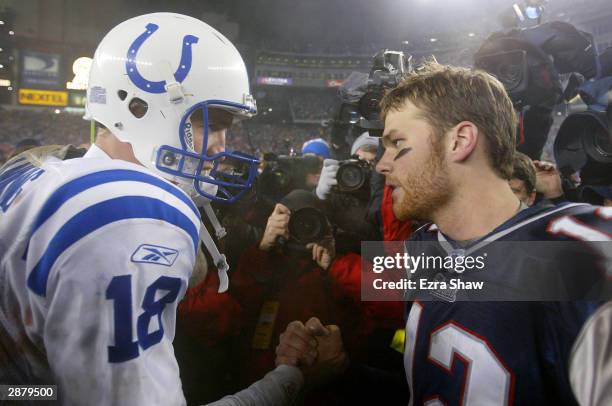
left=569, top=301, right=612, bottom=406
left=206, top=365, right=303, bottom=406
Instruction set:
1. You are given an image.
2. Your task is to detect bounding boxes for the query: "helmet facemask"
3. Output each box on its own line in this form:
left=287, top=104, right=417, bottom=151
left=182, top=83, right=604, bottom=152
left=155, top=101, right=259, bottom=204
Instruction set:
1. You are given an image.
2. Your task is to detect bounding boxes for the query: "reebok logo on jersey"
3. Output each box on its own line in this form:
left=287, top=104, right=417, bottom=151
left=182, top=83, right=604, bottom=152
left=131, top=244, right=179, bottom=267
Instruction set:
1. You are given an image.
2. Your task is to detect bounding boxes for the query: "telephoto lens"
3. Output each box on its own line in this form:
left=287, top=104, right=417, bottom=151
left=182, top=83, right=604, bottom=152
left=280, top=189, right=330, bottom=245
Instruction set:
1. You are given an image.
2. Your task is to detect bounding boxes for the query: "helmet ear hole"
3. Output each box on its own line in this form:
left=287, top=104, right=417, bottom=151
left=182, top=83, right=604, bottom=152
left=117, top=90, right=128, bottom=101
left=129, top=97, right=148, bottom=118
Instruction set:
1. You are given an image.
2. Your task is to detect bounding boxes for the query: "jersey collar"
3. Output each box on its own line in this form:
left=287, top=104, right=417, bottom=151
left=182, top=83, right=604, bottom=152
left=84, top=144, right=111, bottom=160
left=436, top=202, right=589, bottom=255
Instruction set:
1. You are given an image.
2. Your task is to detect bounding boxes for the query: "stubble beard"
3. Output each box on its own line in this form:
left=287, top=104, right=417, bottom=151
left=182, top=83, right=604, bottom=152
left=393, top=138, right=453, bottom=222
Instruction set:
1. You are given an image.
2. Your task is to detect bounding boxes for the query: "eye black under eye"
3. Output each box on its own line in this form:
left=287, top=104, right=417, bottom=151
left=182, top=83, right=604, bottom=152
left=394, top=147, right=412, bottom=161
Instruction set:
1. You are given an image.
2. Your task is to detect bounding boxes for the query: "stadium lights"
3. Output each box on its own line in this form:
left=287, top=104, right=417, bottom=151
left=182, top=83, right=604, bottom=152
left=430, top=38, right=438, bottom=42
left=512, top=1, right=544, bottom=24
left=525, top=6, right=541, bottom=19
left=268, top=107, right=273, bottom=112
left=468, top=32, right=476, bottom=37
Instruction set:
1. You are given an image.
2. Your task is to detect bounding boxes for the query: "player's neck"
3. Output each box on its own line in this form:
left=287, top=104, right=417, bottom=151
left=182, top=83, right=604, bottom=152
left=95, top=132, right=141, bottom=165
left=433, top=176, right=522, bottom=242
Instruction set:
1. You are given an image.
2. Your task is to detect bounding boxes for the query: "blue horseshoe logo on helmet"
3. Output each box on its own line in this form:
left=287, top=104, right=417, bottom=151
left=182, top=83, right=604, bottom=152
left=126, top=23, right=199, bottom=94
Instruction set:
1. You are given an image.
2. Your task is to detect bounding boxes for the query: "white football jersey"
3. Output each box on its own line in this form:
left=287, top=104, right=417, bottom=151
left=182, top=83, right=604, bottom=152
left=0, top=145, right=200, bottom=405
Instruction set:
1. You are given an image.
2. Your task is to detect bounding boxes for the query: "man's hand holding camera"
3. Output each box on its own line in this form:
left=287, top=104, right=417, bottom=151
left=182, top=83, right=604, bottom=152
left=306, top=239, right=335, bottom=271
left=259, top=203, right=291, bottom=251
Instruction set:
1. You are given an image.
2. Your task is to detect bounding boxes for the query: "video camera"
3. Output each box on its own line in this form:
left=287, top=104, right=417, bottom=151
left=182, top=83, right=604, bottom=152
left=356, top=50, right=413, bottom=135
left=329, top=49, right=412, bottom=156
left=474, top=21, right=599, bottom=160
left=474, top=22, right=597, bottom=110
left=257, top=154, right=323, bottom=201
left=554, top=75, right=612, bottom=194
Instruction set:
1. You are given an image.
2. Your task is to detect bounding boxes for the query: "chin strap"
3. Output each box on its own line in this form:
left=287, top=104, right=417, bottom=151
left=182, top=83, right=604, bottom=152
left=198, top=201, right=229, bottom=293
left=201, top=201, right=227, bottom=239
left=159, top=60, right=185, bottom=104
left=199, top=222, right=230, bottom=293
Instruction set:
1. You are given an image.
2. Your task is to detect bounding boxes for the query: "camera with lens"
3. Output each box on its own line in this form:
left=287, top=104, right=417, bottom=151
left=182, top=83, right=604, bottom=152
left=336, top=158, right=372, bottom=196
left=554, top=74, right=612, bottom=200
left=257, top=154, right=323, bottom=200
left=279, top=190, right=330, bottom=251
left=289, top=207, right=329, bottom=246
left=329, top=49, right=412, bottom=157
left=474, top=21, right=598, bottom=160
left=357, top=49, right=412, bottom=136
left=474, top=22, right=597, bottom=110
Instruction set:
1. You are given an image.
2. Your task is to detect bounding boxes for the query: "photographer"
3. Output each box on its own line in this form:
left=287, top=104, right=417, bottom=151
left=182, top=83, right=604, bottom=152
left=242, top=184, right=409, bottom=404
left=316, top=133, right=384, bottom=254
left=225, top=191, right=368, bottom=405
left=264, top=173, right=411, bottom=405
left=316, top=132, right=379, bottom=201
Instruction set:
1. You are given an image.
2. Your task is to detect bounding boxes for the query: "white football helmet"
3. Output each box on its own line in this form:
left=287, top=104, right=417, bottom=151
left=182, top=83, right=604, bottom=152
left=85, top=12, right=259, bottom=204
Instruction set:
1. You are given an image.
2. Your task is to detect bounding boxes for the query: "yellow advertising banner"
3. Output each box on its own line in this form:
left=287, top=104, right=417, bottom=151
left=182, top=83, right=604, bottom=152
left=19, top=88, right=68, bottom=106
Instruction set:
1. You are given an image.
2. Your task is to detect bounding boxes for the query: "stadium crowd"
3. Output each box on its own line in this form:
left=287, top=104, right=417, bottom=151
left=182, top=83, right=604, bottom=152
left=289, top=91, right=337, bottom=121
left=0, top=109, right=91, bottom=163
left=0, top=109, right=329, bottom=165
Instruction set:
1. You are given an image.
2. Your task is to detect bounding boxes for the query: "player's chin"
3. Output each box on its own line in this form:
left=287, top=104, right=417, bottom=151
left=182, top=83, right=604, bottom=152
left=392, top=198, right=411, bottom=222
left=391, top=185, right=404, bottom=204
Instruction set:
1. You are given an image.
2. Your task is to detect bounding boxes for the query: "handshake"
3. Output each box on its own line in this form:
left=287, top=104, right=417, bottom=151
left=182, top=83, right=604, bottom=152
left=275, top=317, right=349, bottom=389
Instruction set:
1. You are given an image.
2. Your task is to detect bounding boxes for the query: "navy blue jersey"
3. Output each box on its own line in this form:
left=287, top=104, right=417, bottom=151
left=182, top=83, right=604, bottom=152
left=403, top=203, right=612, bottom=406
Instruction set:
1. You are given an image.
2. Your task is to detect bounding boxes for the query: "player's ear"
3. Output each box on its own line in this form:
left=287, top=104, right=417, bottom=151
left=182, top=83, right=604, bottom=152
left=528, top=191, right=536, bottom=207
left=448, top=121, right=478, bottom=163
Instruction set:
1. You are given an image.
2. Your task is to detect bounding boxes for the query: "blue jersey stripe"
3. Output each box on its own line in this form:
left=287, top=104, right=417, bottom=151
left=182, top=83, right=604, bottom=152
left=0, top=163, right=33, bottom=192
left=27, top=196, right=199, bottom=296
left=0, top=168, right=45, bottom=213
left=31, top=169, right=199, bottom=237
